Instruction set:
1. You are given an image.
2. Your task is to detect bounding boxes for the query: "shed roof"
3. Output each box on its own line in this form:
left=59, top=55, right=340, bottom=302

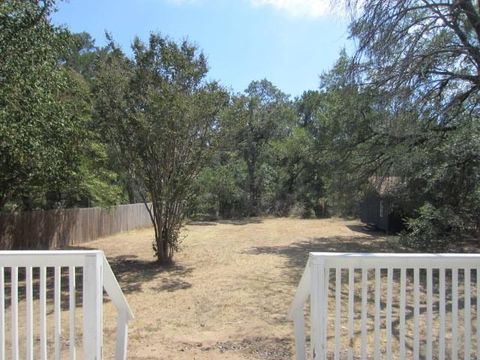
left=369, top=176, right=402, bottom=196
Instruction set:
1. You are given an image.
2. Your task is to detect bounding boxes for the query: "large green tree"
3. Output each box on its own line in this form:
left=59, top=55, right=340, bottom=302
left=59, top=34, right=124, bottom=208
left=342, top=0, right=480, bottom=247
left=95, top=34, right=228, bottom=264
left=0, top=0, right=89, bottom=211
left=221, top=80, right=294, bottom=216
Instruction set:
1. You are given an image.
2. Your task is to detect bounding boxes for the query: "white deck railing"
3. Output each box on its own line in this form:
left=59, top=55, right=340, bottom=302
left=0, top=250, right=133, bottom=360
left=289, top=252, right=480, bottom=360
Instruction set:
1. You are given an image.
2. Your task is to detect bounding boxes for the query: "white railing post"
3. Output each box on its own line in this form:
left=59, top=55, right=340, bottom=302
left=83, top=252, right=103, bottom=360
left=288, top=260, right=311, bottom=360
left=292, top=308, right=306, bottom=360
left=11, top=266, right=18, bottom=360
left=310, top=256, right=325, bottom=360
left=102, top=255, right=134, bottom=360
left=115, top=311, right=129, bottom=360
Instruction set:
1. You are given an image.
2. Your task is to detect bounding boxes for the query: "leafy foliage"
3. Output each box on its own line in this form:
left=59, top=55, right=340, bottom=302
left=0, top=0, right=84, bottom=210
left=2, top=0, right=479, bottom=257
left=341, top=0, right=480, bottom=247
left=95, top=34, right=228, bottom=263
left=214, top=80, right=296, bottom=216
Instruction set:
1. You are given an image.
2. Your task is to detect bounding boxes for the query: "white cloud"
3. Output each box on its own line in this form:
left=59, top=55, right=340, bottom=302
left=166, top=0, right=200, bottom=5
left=249, top=0, right=337, bottom=18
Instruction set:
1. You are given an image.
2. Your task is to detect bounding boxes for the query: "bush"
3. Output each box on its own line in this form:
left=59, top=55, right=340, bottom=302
left=400, top=203, right=465, bottom=252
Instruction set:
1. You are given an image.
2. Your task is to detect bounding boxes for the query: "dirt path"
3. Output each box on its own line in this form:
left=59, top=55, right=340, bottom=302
left=72, top=217, right=402, bottom=359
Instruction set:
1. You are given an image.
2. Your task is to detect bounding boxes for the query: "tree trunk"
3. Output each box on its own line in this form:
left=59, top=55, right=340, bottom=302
left=247, top=154, right=258, bottom=216
left=153, top=204, right=176, bottom=265
left=126, top=182, right=136, bottom=204
left=154, top=230, right=173, bottom=265
left=152, top=203, right=169, bottom=265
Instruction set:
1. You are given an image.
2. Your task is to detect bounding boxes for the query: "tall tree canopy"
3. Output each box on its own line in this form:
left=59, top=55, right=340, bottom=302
left=0, top=0, right=89, bottom=210
left=0, top=1, right=124, bottom=211
left=342, top=0, right=480, bottom=248
left=3, top=0, right=479, bottom=255
left=221, top=80, right=294, bottom=216
left=95, top=34, right=228, bottom=264
left=348, top=0, right=480, bottom=122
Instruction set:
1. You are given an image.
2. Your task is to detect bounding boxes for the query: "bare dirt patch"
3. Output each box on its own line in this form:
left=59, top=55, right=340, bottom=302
left=72, top=217, right=401, bottom=359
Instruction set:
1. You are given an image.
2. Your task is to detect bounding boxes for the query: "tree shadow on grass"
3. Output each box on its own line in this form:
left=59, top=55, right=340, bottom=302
left=246, top=230, right=480, bottom=356
left=216, top=218, right=264, bottom=226
left=2, top=245, right=194, bottom=310
left=245, top=232, right=406, bottom=286
left=345, top=224, right=386, bottom=236
left=186, top=217, right=263, bottom=227
left=185, top=221, right=218, bottom=226
left=61, top=244, right=194, bottom=294
left=107, top=255, right=194, bottom=294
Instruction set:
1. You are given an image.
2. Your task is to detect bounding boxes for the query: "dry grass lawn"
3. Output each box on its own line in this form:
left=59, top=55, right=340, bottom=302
left=5, top=217, right=480, bottom=359
left=76, top=217, right=410, bottom=359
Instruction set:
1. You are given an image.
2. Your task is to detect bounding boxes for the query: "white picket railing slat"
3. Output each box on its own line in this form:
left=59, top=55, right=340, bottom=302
left=452, top=268, right=458, bottom=360
left=347, top=267, right=354, bottom=360
left=334, top=268, right=341, bottom=360
left=373, top=267, right=380, bottom=360
left=69, top=266, right=76, bottom=360
left=386, top=268, right=393, bottom=359
left=464, top=268, right=471, bottom=360
left=399, top=267, right=406, bottom=359
left=11, top=266, right=19, bottom=360
left=426, top=267, right=433, bottom=360
left=26, top=266, right=33, bottom=360
left=413, top=267, right=420, bottom=360
left=40, top=266, right=47, bottom=360
left=360, top=268, right=367, bottom=360
left=439, top=267, right=446, bottom=360
left=54, top=266, right=62, bottom=360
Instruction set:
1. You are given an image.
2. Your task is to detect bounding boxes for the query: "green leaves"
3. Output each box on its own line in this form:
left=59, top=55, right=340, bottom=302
left=0, top=2, right=125, bottom=210
left=336, top=0, right=480, bottom=246
left=94, top=33, right=227, bottom=263
left=0, top=0, right=81, bottom=210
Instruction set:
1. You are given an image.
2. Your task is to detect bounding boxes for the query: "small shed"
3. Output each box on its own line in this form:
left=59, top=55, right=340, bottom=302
left=360, top=177, right=404, bottom=233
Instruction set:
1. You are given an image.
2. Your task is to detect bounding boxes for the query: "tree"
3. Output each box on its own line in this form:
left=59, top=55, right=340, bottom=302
left=95, top=34, right=228, bottom=264
left=270, top=125, right=322, bottom=216
left=192, top=158, right=248, bottom=219
left=63, top=32, right=100, bottom=80
left=342, top=0, right=480, bottom=247
left=54, top=31, right=126, bottom=208
left=221, top=80, right=294, bottom=216
left=347, top=0, right=480, bottom=124
left=296, top=54, right=380, bottom=216
left=0, top=0, right=89, bottom=211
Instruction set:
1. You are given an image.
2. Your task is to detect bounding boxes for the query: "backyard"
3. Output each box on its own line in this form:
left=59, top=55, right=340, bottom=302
left=76, top=217, right=405, bottom=359
left=3, top=1, right=480, bottom=359
left=4, top=217, right=480, bottom=359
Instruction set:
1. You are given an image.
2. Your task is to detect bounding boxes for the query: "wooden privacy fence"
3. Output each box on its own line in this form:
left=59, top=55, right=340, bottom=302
left=0, top=203, right=152, bottom=250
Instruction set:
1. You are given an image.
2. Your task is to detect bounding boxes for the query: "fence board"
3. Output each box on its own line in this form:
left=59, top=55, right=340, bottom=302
left=0, top=203, right=152, bottom=249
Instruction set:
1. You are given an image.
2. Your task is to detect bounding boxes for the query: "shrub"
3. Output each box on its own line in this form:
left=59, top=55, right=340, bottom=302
left=400, top=203, right=465, bottom=252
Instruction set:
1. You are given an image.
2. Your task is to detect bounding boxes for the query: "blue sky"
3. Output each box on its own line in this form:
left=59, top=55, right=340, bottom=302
left=52, top=0, right=351, bottom=97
